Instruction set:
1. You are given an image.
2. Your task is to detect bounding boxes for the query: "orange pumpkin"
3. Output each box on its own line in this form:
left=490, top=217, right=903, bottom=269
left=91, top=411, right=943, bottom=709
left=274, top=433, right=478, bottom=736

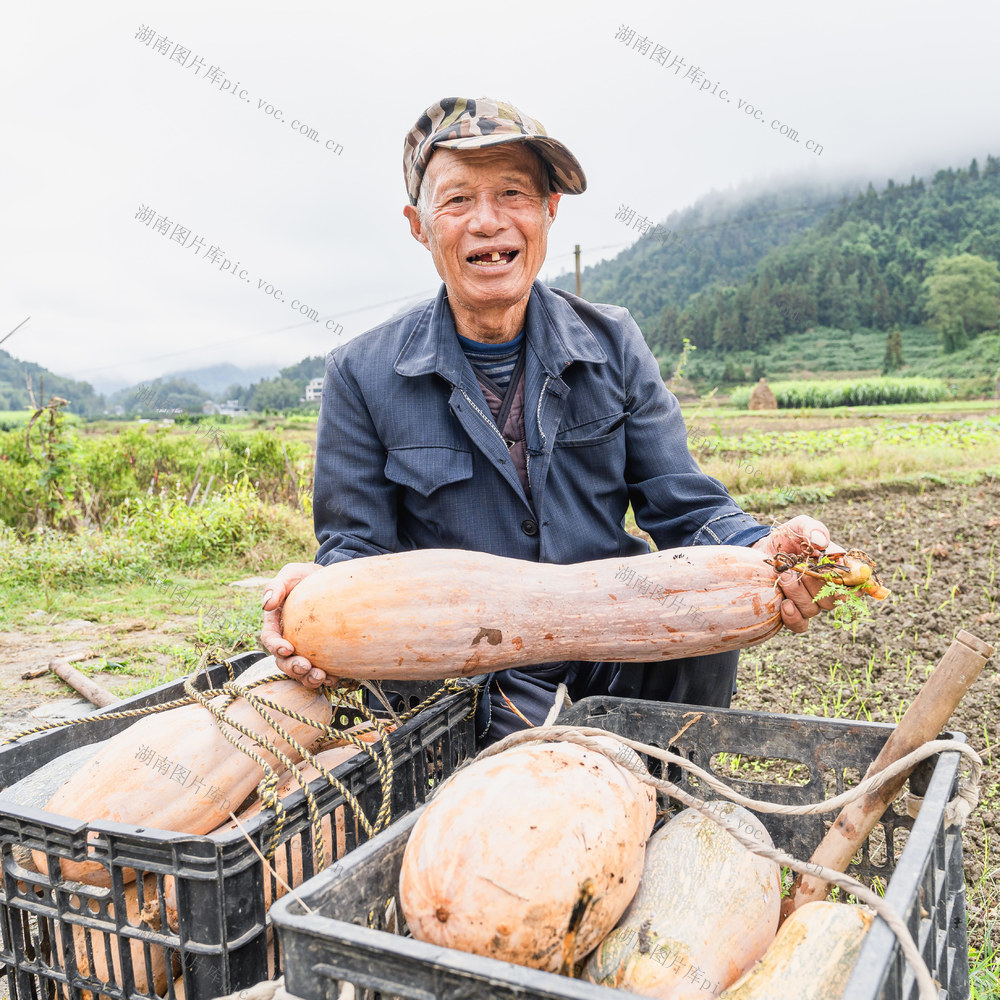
left=399, top=739, right=656, bottom=971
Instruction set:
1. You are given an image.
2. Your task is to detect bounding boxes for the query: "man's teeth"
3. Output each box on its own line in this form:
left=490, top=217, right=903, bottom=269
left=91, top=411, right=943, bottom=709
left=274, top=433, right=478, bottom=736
left=469, top=250, right=516, bottom=265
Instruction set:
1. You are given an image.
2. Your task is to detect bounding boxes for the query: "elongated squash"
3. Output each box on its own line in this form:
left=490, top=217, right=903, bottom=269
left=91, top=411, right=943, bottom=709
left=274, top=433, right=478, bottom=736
left=210, top=742, right=363, bottom=831
left=585, top=801, right=781, bottom=997
left=282, top=545, right=782, bottom=679
left=211, top=743, right=361, bottom=908
left=36, top=658, right=334, bottom=885
left=720, top=902, right=872, bottom=1000
left=398, top=739, right=656, bottom=972
left=54, top=873, right=175, bottom=1000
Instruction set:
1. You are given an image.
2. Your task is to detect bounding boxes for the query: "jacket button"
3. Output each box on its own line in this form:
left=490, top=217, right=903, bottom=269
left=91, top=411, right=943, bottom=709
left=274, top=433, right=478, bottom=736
left=521, top=518, right=539, bottom=536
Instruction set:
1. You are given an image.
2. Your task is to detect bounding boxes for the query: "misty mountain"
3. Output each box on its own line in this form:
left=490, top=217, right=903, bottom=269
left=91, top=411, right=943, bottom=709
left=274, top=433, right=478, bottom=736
left=164, top=362, right=279, bottom=398
left=549, top=155, right=1000, bottom=369
left=654, top=156, right=1000, bottom=358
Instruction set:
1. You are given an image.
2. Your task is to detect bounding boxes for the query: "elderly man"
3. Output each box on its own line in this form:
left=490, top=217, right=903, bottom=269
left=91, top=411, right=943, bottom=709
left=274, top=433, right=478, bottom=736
left=260, top=96, right=836, bottom=745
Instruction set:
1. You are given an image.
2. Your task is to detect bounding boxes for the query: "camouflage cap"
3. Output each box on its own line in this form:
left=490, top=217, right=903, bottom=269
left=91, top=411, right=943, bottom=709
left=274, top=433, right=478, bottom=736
left=403, top=97, right=587, bottom=206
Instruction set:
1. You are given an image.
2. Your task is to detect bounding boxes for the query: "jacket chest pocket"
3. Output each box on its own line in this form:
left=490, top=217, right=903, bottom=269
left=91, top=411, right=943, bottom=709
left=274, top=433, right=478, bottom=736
left=384, top=446, right=474, bottom=498
left=553, top=411, right=629, bottom=448
left=550, top=411, right=628, bottom=488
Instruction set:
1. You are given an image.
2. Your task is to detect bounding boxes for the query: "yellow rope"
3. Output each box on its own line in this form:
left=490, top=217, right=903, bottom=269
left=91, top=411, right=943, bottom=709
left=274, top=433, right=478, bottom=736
left=0, top=658, right=475, bottom=863
left=0, top=695, right=196, bottom=746
left=179, top=668, right=395, bottom=861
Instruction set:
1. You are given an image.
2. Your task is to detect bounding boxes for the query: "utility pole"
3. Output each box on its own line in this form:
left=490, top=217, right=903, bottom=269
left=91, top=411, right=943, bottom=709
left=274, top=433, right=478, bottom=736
left=574, top=245, right=582, bottom=298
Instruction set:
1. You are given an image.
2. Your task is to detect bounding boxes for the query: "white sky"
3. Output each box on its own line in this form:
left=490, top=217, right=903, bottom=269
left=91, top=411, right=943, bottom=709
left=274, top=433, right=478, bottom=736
left=2, top=0, right=997, bottom=391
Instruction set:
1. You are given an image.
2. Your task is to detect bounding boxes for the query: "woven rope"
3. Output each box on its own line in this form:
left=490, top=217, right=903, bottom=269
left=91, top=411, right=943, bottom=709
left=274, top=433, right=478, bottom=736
left=1, top=658, right=476, bottom=862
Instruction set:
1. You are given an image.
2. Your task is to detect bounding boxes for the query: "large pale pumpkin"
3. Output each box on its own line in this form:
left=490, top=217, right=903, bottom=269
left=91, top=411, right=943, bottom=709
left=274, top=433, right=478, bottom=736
left=720, top=901, right=873, bottom=999
left=281, top=545, right=782, bottom=679
left=398, top=739, right=656, bottom=972
left=585, top=801, right=781, bottom=997
left=36, top=658, right=334, bottom=885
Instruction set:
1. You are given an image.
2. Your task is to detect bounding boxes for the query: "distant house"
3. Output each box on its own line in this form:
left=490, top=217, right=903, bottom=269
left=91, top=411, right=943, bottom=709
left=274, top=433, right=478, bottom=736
left=219, top=399, right=249, bottom=417
left=303, top=377, right=324, bottom=402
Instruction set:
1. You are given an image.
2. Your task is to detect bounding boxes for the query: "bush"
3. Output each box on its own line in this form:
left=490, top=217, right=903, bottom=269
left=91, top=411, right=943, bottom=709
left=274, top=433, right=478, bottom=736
left=0, top=425, right=312, bottom=535
left=730, top=376, right=949, bottom=409
left=117, top=476, right=274, bottom=568
left=0, top=480, right=314, bottom=595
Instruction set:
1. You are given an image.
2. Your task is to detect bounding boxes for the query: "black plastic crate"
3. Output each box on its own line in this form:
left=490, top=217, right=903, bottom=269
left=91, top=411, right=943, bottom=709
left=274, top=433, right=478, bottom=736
left=0, top=651, right=479, bottom=1000
left=272, top=697, right=969, bottom=1000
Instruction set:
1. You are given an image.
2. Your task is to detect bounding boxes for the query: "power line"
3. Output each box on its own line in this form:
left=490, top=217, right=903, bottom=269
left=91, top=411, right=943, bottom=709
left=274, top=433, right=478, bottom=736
left=58, top=195, right=854, bottom=381
left=68, top=288, right=443, bottom=378
left=0, top=317, right=30, bottom=350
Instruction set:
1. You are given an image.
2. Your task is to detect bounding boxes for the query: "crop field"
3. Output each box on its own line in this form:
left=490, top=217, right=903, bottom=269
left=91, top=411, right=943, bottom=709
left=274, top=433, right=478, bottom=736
left=0, top=398, right=998, bottom=991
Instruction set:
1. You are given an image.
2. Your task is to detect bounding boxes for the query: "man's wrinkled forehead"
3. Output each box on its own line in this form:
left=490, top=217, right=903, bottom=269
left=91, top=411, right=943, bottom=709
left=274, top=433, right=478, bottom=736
left=422, top=145, right=549, bottom=199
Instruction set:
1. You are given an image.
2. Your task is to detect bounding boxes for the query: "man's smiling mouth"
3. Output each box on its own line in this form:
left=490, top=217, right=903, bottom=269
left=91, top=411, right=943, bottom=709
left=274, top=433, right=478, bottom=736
left=467, top=250, right=519, bottom=266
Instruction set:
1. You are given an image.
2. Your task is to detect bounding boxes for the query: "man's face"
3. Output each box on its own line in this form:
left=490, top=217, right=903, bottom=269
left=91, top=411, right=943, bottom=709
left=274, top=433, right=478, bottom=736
left=403, top=144, right=561, bottom=319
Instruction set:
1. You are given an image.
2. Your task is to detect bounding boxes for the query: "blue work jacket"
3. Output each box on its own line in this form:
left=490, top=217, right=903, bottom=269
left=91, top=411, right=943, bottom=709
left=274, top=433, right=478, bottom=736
left=312, top=282, right=772, bottom=735
left=313, top=281, right=769, bottom=567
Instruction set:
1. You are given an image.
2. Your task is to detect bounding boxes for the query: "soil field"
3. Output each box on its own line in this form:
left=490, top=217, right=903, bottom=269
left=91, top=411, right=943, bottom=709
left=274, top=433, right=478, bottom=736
left=733, top=479, right=1000, bottom=948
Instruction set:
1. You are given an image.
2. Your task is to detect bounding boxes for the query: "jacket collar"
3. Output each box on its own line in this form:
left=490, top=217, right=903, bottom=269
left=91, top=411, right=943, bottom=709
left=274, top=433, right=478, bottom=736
left=393, top=281, right=607, bottom=384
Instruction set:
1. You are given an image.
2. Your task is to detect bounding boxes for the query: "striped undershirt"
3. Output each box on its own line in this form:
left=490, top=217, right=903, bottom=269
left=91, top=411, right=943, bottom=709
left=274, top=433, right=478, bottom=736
left=456, top=330, right=525, bottom=394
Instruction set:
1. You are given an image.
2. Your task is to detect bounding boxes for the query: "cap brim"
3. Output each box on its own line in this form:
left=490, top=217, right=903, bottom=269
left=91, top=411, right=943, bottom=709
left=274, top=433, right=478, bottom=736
left=432, top=133, right=587, bottom=195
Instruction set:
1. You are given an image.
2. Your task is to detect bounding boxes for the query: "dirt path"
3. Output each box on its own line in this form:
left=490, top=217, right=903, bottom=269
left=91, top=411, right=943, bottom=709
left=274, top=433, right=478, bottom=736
left=0, top=617, right=189, bottom=738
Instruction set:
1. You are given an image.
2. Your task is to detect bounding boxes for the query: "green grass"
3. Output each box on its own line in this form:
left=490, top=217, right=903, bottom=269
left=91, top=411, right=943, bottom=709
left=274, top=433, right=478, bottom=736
left=969, top=857, right=1000, bottom=998
left=683, top=414, right=1000, bottom=507
left=0, top=409, right=83, bottom=431
left=681, top=399, right=1000, bottom=430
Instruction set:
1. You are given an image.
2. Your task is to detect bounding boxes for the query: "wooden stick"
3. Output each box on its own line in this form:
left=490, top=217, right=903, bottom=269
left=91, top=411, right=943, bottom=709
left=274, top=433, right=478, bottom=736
left=782, top=628, right=993, bottom=920
left=186, top=464, right=202, bottom=506
left=200, top=473, right=215, bottom=504
left=49, top=658, right=121, bottom=708
left=23, top=649, right=95, bottom=679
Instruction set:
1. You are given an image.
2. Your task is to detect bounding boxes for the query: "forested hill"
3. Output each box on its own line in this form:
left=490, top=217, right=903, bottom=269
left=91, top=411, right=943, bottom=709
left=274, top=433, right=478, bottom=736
left=555, top=156, right=1000, bottom=362
left=660, top=156, right=1000, bottom=358
left=550, top=179, right=859, bottom=336
left=0, top=349, right=102, bottom=415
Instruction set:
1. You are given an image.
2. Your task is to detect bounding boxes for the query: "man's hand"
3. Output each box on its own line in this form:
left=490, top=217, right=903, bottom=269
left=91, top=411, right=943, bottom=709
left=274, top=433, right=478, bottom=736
left=260, top=562, right=335, bottom=689
left=751, top=516, right=844, bottom=634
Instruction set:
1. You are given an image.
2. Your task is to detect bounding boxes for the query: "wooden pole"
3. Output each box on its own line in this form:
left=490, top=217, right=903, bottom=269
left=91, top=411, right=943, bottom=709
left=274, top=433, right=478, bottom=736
left=49, top=658, right=121, bottom=708
left=782, top=628, right=993, bottom=920
left=574, top=244, right=582, bottom=297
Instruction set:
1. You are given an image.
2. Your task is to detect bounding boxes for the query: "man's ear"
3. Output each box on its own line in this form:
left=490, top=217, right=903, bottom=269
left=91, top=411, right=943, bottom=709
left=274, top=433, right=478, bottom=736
left=545, top=191, right=562, bottom=227
left=403, top=205, right=430, bottom=249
